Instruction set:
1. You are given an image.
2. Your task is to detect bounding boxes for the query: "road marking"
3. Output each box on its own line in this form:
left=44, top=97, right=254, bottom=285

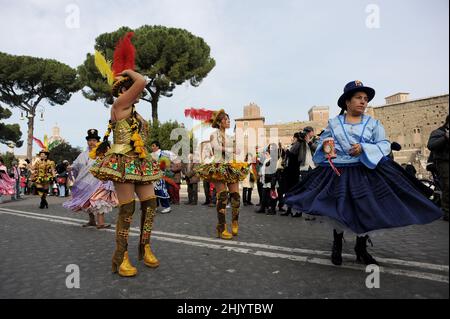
left=153, top=231, right=450, bottom=273
left=0, top=207, right=448, bottom=284
left=1, top=207, right=447, bottom=273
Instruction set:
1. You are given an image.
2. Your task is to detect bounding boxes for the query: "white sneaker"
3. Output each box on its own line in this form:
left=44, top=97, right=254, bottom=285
left=161, top=207, right=172, bottom=214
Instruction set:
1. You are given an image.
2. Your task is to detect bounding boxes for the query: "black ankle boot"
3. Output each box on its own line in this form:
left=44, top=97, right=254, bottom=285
left=331, top=230, right=344, bottom=266
left=286, top=207, right=292, bottom=216
left=355, top=235, right=379, bottom=265
left=39, top=198, right=45, bottom=209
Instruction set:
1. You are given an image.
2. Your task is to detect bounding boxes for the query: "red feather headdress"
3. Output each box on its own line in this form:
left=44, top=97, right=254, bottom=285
left=184, top=108, right=226, bottom=127
left=112, top=32, right=135, bottom=75
left=111, top=32, right=137, bottom=97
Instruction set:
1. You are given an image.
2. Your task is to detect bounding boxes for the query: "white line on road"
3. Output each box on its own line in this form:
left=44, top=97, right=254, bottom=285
left=152, top=231, right=450, bottom=273
left=1, top=207, right=447, bottom=273
left=0, top=207, right=448, bottom=284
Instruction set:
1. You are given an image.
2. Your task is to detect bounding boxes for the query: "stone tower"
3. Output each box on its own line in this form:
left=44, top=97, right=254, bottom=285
left=235, top=103, right=266, bottom=158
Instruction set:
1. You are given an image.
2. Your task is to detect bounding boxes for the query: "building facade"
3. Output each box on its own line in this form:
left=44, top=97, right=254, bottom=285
left=48, top=124, right=65, bottom=146
left=234, top=103, right=329, bottom=156
left=368, top=93, right=448, bottom=177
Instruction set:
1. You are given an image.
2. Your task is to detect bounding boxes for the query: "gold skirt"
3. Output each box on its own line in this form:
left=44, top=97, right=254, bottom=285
left=195, top=162, right=249, bottom=184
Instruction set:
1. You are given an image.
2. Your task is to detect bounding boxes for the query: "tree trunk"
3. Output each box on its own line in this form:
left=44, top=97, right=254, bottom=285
left=149, top=89, right=160, bottom=123
left=26, top=115, right=34, bottom=160
left=151, top=98, right=159, bottom=123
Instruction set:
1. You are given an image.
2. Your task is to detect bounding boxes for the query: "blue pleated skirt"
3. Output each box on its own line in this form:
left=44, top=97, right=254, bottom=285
left=285, top=158, right=442, bottom=234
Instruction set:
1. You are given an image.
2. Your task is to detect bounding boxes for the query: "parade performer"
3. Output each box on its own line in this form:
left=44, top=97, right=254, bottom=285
left=63, top=129, right=118, bottom=229
left=0, top=158, right=16, bottom=200
left=89, top=32, right=162, bottom=277
left=31, top=137, right=56, bottom=209
left=285, top=81, right=442, bottom=266
left=185, top=108, right=249, bottom=239
left=150, top=141, right=179, bottom=214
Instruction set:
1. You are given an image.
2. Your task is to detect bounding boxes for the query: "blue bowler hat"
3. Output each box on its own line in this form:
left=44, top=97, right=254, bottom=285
left=337, top=80, right=375, bottom=109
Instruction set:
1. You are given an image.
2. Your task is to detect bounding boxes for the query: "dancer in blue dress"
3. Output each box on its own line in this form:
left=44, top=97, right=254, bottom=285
left=285, top=80, right=442, bottom=266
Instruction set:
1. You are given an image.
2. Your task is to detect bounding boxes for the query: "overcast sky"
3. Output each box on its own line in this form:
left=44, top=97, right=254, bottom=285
left=0, top=0, right=448, bottom=155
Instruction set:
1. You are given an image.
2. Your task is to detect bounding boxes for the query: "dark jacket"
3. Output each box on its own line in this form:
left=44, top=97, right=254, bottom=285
left=285, top=142, right=300, bottom=170
left=56, top=163, right=68, bottom=175
left=427, top=126, right=449, bottom=162
left=405, top=164, right=417, bottom=178
left=298, top=139, right=316, bottom=167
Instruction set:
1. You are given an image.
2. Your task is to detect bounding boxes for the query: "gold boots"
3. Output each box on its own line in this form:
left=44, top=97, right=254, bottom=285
left=143, top=244, right=159, bottom=268
left=231, top=221, right=239, bottom=237
left=216, top=191, right=233, bottom=240
left=230, top=192, right=241, bottom=236
left=112, top=200, right=137, bottom=277
left=216, top=224, right=233, bottom=240
left=139, top=197, right=159, bottom=268
left=116, top=251, right=137, bottom=277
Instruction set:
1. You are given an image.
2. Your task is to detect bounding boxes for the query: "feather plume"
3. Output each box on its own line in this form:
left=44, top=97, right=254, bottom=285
left=112, top=32, right=136, bottom=75
left=94, top=50, right=114, bottom=86
left=184, top=108, right=215, bottom=123
left=43, top=135, right=48, bottom=149
left=32, top=137, right=45, bottom=150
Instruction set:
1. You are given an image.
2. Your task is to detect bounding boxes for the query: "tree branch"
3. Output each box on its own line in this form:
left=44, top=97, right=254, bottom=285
left=0, top=87, right=28, bottom=112
left=32, top=95, right=44, bottom=109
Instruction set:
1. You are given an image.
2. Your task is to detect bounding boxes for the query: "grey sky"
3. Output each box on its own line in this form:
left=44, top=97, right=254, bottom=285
left=0, top=0, right=448, bottom=155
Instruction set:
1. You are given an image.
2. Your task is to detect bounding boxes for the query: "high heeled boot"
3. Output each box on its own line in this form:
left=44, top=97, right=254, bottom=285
left=355, top=235, right=379, bottom=265
left=112, top=200, right=137, bottom=277
left=331, top=229, right=344, bottom=266
left=138, top=196, right=159, bottom=268
left=230, top=192, right=241, bottom=236
left=216, top=191, right=232, bottom=240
